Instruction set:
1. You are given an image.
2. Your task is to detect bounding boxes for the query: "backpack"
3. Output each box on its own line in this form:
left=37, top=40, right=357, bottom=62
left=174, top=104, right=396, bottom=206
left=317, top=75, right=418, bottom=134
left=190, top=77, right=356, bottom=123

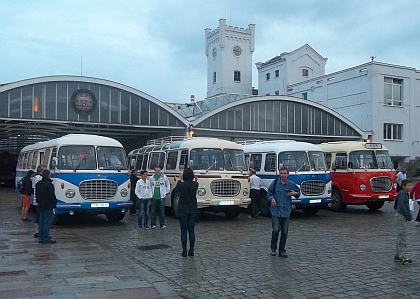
left=17, top=177, right=25, bottom=193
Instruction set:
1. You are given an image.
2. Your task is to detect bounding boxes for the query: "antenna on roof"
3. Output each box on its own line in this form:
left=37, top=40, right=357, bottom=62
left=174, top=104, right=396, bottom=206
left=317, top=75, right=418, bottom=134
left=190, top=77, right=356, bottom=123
left=370, top=56, right=376, bottom=61
left=229, top=10, right=231, bottom=26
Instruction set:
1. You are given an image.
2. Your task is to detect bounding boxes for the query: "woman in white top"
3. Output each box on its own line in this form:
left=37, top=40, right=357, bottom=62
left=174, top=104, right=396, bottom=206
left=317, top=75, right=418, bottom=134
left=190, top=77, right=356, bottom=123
left=135, top=170, right=153, bottom=229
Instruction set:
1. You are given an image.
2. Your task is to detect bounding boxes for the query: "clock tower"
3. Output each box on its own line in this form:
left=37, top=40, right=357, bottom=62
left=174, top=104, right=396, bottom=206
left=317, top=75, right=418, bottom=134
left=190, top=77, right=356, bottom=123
left=205, top=19, right=255, bottom=98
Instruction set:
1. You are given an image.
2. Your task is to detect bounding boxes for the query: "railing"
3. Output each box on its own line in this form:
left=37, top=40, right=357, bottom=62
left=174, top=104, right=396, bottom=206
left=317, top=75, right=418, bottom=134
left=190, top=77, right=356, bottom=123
left=146, top=136, right=191, bottom=146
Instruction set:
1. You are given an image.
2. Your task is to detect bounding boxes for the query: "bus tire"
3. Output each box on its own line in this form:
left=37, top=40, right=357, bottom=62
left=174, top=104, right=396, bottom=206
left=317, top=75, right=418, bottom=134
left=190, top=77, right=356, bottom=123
left=105, top=210, right=126, bottom=222
left=366, top=201, right=384, bottom=211
left=224, top=207, right=240, bottom=218
left=302, top=206, right=320, bottom=215
left=172, top=193, right=180, bottom=219
left=257, top=190, right=271, bottom=217
left=330, top=188, right=346, bottom=212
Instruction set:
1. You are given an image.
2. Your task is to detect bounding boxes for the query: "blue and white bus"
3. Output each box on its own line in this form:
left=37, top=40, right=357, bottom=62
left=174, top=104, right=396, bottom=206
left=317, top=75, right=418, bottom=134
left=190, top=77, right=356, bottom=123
left=240, top=140, right=332, bottom=216
left=15, top=134, right=131, bottom=223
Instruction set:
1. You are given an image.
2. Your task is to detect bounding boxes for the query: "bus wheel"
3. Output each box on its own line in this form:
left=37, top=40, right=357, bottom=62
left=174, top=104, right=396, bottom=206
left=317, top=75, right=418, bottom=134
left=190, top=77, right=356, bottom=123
left=225, top=207, right=240, bottom=218
left=105, top=211, right=126, bottom=222
left=172, top=193, right=180, bottom=219
left=257, top=191, right=271, bottom=217
left=51, top=214, right=61, bottom=225
left=366, top=201, right=384, bottom=211
left=330, top=188, right=346, bottom=212
left=302, top=206, right=320, bottom=215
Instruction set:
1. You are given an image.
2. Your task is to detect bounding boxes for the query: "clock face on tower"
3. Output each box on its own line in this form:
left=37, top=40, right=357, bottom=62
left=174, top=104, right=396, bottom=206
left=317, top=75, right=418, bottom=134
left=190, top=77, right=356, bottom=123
left=212, top=47, right=217, bottom=58
left=233, top=46, right=242, bottom=57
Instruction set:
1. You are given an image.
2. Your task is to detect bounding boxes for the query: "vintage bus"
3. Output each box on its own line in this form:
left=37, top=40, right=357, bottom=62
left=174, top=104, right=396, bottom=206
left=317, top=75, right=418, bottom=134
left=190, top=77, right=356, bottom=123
left=15, top=134, right=131, bottom=223
left=241, top=140, right=332, bottom=216
left=319, top=141, right=397, bottom=211
left=128, top=137, right=250, bottom=218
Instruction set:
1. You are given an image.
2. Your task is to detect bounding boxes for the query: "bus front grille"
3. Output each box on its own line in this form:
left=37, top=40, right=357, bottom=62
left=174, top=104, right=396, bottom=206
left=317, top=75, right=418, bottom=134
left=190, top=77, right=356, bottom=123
left=300, top=180, right=326, bottom=196
left=210, top=180, right=241, bottom=197
left=79, top=180, right=117, bottom=200
left=370, top=176, right=393, bottom=192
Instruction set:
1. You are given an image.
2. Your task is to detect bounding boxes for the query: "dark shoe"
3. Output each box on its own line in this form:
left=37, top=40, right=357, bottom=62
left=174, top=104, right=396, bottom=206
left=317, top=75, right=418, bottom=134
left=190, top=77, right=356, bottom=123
left=255, top=212, right=260, bottom=217
left=182, top=251, right=187, bottom=257
left=394, top=255, right=402, bottom=262
left=279, top=251, right=288, bottom=258
left=43, top=239, right=56, bottom=244
left=37, top=240, right=43, bottom=243
left=270, top=249, right=276, bottom=256
left=401, top=258, right=412, bottom=265
left=145, top=226, right=150, bottom=230
left=34, top=233, right=39, bottom=238
left=22, top=218, right=32, bottom=222
left=188, top=251, right=194, bottom=257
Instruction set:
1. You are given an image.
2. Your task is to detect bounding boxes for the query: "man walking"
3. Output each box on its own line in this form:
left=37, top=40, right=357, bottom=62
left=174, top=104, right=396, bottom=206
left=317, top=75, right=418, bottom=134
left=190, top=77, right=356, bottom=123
left=149, top=167, right=170, bottom=229
left=267, top=167, right=300, bottom=258
left=249, top=169, right=261, bottom=218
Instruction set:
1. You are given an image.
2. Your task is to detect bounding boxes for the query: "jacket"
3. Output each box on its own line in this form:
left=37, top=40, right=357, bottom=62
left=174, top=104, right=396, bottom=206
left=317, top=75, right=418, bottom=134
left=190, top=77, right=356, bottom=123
left=149, top=174, right=171, bottom=199
left=135, top=178, right=153, bottom=200
left=267, top=178, right=300, bottom=217
left=175, top=180, right=198, bottom=210
left=35, top=177, right=57, bottom=211
left=130, top=173, right=139, bottom=199
left=396, top=190, right=412, bottom=221
left=22, top=176, right=34, bottom=195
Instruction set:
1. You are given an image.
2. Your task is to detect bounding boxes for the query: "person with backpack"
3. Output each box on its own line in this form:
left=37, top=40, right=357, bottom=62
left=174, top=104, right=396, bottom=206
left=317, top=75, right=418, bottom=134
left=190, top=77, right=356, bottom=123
left=267, top=167, right=300, bottom=258
left=32, top=165, right=45, bottom=238
left=20, top=170, right=34, bottom=221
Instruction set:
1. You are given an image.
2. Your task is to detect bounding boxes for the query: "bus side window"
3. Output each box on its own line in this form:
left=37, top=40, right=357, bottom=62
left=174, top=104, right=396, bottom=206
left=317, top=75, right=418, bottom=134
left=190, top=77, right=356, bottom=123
left=50, top=148, right=57, bottom=169
left=180, top=150, right=188, bottom=169
left=250, top=154, right=262, bottom=171
left=264, top=153, right=276, bottom=172
left=135, top=155, right=143, bottom=170
left=324, top=153, right=332, bottom=170
left=166, top=151, right=178, bottom=170
left=335, top=153, right=347, bottom=170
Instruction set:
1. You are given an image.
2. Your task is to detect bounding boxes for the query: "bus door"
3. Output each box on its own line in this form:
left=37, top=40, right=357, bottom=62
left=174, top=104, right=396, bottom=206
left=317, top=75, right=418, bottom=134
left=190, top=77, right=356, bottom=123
left=331, top=152, right=349, bottom=195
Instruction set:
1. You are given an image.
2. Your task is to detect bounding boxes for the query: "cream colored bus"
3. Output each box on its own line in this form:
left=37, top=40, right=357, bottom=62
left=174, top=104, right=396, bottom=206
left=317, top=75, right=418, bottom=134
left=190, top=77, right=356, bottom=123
left=128, top=137, right=250, bottom=218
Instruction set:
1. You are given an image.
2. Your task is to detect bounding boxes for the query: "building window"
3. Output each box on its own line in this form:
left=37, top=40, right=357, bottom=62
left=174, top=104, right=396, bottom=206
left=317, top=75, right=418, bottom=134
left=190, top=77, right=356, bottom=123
left=234, top=70, right=241, bottom=82
left=302, top=92, right=307, bottom=100
left=383, top=123, right=402, bottom=140
left=274, top=91, right=279, bottom=96
left=384, top=77, right=402, bottom=106
left=275, top=70, right=279, bottom=78
left=213, top=72, right=216, bottom=84
left=266, top=73, right=270, bottom=81
left=302, top=69, right=309, bottom=77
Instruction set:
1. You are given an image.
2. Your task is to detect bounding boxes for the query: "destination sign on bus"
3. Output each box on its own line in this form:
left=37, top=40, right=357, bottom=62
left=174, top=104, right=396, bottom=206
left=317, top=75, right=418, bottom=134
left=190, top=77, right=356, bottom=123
left=365, top=143, right=382, bottom=149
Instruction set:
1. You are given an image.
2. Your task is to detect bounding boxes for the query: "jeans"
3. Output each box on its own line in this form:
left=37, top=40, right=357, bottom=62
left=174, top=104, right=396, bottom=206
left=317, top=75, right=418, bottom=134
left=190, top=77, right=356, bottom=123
left=271, top=216, right=290, bottom=252
left=151, top=198, right=165, bottom=227
left=38, top=209, right=53, bottom=242
left=178, top=209, right=197, bottom=253
left=138, top=199, right=150, bottom=227
left=249, top=189, right=260, bottom=217
left=395, top=212, right=408, bottom=259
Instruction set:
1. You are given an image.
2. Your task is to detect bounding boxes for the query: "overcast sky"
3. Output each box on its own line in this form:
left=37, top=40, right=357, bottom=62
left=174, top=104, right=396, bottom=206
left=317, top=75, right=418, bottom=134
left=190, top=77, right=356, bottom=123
left=1, top=1, right=419, bottom=104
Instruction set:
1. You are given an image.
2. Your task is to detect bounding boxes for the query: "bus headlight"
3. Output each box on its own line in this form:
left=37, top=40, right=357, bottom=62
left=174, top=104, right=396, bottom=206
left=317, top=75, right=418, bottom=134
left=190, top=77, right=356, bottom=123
left=197, top=188, right=206, bottom=196
left=243, top=188, right=249, bottom=196
left=360, top=184, right=367, bottom=191
left=65, top=189, right=76, bottom=198
left=394, top=183, right=397, bottom=189
left=327, top=187, right=332, bottom=194
left=120, top=188, right=128, bottom=197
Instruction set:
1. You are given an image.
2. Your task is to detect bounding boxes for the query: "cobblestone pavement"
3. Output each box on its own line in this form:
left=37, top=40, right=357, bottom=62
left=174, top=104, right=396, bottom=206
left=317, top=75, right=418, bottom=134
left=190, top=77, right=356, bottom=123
left=2, top=187, right=420, bottom=298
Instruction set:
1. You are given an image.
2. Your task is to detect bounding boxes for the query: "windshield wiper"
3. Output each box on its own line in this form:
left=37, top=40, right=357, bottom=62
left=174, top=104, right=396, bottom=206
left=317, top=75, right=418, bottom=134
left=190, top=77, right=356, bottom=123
left=206, top=161, right=217, bottom=172
left=295, top=163, right=307, bottom=173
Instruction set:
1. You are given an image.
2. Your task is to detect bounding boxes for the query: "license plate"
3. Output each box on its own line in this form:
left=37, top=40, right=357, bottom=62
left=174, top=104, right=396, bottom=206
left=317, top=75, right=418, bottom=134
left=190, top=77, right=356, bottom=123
left=378, top=195, right=389, bottom=199
left=91, top=203, right=109, bottom=208
left=309, top=199, right=322, bottom=203
left=218, top=201, right=234, bottom=205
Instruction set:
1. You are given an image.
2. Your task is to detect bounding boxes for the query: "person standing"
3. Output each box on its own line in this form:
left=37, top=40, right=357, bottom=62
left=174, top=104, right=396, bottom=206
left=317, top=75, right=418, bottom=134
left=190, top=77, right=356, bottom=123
left=135, top=170, right=152, bottom=229
left=394, top=179, right=413, bottom=264
left=149, top=167, right=170, bottom=229
left=248, top=168, right=261, bottom=218
left=129, top=169, right=139, bottom=215
left=267, top=167, right=300, bottom=258
left=21, top=170, right=34, bottom=221
left=409, top=180, right=420, bottom=227
left=175, top=168, right=199, bottom=257
left=32, top=165, right=45, bottom=238
left=35, top=169, right=57, bottom=244
left=395, top=167, right=407, bottom=209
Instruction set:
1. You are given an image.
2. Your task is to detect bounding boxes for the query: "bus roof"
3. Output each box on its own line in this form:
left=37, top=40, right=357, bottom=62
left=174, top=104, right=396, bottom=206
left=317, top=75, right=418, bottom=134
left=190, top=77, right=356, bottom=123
left=128, top=137, right=243, bottom=156
left=241, top=140, right=323, bottom=153
left=20, top=134, right=123, bottom=152
left=319, top=141, right=388, bottom=153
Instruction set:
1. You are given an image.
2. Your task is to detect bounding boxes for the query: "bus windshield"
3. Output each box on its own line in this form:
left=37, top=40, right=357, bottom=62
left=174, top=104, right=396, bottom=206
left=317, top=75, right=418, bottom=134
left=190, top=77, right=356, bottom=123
left=278, top=151, right=310, bottom=172
left=189, top=148, right=246, bottom=171
left=349, top=150, right=378, bottom=169
left=376, top=150, right=393, bottom=169
left=223, top=149, right=246, bottom=171
left=58, top=146, right=97, bottom=170
left=97, top=146, right=127, bottom=170
left=308, top=151, right=327, bottom=171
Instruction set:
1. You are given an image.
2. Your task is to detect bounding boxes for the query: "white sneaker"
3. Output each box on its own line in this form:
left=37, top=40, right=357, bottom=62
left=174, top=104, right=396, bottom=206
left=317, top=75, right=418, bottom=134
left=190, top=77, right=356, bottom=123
left=151, top=225, right=156, bottom=229
left=161, top=225, right=166, bottom=229
left=415, top=221, right=419, bottom=227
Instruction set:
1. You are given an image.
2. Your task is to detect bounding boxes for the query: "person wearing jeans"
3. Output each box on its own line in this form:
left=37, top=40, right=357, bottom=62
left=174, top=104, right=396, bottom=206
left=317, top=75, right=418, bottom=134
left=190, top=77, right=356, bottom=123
left=175, top=168, right=198, bottom=257
left=135, top=170, right=152, bottom=229
left=267, top=167, right=300, bottom=258
left=149, top=167, right=170, bottom=228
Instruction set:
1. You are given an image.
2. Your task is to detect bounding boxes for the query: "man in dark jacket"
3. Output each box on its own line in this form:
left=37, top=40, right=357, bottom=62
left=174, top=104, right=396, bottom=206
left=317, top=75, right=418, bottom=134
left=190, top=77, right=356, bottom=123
left=129, top=169, right=139, bottom=215
left=35, top=169, right=57, bottom=244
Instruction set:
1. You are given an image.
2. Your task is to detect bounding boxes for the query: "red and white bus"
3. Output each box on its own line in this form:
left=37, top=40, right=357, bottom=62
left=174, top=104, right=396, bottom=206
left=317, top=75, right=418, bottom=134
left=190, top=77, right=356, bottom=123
left=319, top=141, right=397, bottom=211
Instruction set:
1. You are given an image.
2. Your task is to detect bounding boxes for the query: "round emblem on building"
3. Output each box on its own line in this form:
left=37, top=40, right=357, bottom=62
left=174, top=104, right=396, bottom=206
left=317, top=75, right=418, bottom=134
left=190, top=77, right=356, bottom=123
left=69, top=89, right=97, bottom=115
left=233, top=46, right=242, bottom=57
left=212, top=47, right=217, bottom=58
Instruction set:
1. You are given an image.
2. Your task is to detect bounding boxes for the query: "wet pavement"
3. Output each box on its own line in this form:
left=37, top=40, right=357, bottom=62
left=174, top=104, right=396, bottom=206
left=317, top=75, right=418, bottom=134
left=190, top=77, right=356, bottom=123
left=1, top=187, right=420, bottom=298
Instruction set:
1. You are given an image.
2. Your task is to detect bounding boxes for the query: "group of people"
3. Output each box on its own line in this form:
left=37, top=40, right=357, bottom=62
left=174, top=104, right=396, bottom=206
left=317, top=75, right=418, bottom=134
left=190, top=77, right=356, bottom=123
left=20, top=166, right=57, bottom=244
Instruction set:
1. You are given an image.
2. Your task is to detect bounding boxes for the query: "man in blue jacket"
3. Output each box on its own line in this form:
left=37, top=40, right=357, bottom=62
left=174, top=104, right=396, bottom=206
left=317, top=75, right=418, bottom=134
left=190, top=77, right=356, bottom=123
left=267, top=167, right=300, bottom=258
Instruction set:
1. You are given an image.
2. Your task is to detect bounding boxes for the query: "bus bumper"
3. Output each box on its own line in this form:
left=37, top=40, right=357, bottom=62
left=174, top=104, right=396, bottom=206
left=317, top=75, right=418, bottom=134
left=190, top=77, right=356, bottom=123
left=347, top=193, right=396, bottom=204
left=291, top=197, right=332, bottom=209
left=197, top=198, right=251, bottom=209
left=54, top=200, right=132, bottom=215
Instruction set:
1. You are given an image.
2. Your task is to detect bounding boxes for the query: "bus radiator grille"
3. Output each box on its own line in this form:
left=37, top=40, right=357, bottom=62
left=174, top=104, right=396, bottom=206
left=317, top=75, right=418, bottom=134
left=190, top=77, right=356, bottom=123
left=79, top=180, right=118, bottom=200
left=370, top=176, right=392, bottom=192
left=210, top=180, right=241, bottom=197
left=300, top=180, right=325, bottom=196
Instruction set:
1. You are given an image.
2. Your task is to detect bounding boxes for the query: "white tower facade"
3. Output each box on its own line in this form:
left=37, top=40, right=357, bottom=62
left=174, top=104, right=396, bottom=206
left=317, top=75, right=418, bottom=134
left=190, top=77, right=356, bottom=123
left=205, top=19, right=255, bottom=98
